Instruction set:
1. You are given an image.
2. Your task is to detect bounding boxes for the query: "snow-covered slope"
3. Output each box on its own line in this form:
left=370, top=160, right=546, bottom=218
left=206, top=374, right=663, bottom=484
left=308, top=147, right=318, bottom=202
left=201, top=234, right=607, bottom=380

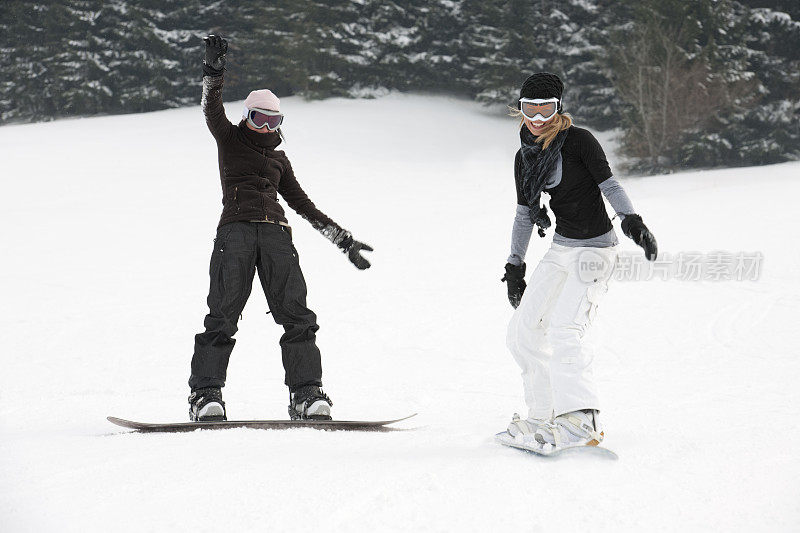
left=1, top=94, right=798, bottom=532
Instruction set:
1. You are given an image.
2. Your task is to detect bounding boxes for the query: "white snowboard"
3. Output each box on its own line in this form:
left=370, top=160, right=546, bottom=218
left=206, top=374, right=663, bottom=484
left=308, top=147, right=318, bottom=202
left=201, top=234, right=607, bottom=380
left=495, top=431, right=618, bottom=459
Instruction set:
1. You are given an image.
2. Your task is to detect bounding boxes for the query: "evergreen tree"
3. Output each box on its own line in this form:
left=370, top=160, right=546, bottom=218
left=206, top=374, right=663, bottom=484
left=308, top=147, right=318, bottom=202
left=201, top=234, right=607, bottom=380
left=608, top=0, right=756, bottom=172
left=710, top=1, right=800, bottom=166
left=459, top=0, right=618, bottom=129
left=1, top=0, right=797, bottom=171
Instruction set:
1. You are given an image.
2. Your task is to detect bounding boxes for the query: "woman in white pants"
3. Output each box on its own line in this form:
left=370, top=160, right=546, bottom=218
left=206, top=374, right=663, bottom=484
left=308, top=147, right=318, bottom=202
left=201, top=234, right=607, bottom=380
left=501, top=73, right=658, bottom=449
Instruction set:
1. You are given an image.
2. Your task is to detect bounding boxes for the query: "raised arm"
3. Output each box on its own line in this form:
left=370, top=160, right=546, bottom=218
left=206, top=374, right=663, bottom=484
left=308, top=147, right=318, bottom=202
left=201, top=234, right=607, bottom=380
left=201, top=35, right=234, bottom=143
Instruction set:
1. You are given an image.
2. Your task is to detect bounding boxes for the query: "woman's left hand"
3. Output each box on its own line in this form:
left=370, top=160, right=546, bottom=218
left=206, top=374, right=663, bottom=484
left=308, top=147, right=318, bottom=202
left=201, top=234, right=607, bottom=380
left=334, top=231, right=373, bottom=270
left=345, top=239, right=373, bottom=270
left=621, top=214, right=658, bottom=261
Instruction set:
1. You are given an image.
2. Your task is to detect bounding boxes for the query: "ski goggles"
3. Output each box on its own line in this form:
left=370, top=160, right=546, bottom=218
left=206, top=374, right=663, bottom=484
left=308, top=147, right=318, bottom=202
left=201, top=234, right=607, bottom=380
left=519, top=98, right=560, bottom=122
left=246, top=107, right=284, bottom=131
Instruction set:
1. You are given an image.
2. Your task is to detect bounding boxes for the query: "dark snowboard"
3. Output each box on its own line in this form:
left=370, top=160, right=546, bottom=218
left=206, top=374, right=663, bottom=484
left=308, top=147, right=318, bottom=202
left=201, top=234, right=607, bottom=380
left=107, top=414, right=416, bottom=433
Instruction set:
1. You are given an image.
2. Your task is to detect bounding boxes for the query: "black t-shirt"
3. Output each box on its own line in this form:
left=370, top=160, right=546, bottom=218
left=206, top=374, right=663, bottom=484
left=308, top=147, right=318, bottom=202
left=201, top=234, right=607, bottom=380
left=514, top=126, right=613, bottom=239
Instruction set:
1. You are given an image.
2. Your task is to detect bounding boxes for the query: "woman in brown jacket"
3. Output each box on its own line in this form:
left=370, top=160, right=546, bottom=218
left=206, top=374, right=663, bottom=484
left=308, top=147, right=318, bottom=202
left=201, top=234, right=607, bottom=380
left=188, top=35, right=372, bottom=422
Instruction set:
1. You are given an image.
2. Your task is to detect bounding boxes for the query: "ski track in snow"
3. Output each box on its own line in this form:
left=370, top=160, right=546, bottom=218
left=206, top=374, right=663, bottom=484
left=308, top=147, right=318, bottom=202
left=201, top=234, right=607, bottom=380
left=1, top=93, right=798, bottom=532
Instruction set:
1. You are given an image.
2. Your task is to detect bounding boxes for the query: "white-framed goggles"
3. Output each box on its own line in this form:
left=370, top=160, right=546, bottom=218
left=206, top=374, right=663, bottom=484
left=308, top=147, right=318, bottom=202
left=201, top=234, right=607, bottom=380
left=519, top=97, right=560, bottom=122
left=244, top=106, right=284, bottom=131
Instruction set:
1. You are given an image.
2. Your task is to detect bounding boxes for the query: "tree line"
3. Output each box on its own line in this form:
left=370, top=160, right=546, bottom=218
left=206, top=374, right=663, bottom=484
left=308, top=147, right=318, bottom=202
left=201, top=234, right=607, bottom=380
left=2, top=0, right=798, bottom=173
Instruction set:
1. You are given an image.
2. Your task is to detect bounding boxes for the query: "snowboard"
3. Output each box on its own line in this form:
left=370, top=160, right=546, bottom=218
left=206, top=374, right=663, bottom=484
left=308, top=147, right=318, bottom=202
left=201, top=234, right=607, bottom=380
left=495, top=431, right=618, bottom=459
left=108, top=414, right=416, bottom=433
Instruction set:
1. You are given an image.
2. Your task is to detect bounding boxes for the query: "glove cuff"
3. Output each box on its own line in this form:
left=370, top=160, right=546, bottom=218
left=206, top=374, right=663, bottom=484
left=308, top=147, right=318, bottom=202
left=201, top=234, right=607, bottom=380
left=318, top=224, right=352, bottom=251
left=502, top=262, right=526, bottom=282
left=620, top=213, right=643, bottom=239
left=529, top=205, right=551, bottom=229
left=202, top=62, right=224, bottom=77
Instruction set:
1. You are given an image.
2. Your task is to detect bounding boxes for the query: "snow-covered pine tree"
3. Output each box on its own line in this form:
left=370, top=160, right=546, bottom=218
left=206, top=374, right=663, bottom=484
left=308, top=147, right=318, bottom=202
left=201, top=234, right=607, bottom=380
left=2, top=0, right=797, bottom=173
left=698, top=1, right=800, bottom=166
left=458, top=0, right=617, bottom=130
left=1, top=2, right=105, bottom=122
left=607, top=0, right=757, bottom=173
left=362, top=0, right=439, bottom=95
left=1, top=1, right=217, bottom=122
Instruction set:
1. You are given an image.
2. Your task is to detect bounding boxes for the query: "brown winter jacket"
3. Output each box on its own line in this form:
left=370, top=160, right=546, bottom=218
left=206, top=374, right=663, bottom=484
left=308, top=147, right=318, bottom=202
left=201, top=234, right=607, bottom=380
left=202, top=74, right=340, bottom=230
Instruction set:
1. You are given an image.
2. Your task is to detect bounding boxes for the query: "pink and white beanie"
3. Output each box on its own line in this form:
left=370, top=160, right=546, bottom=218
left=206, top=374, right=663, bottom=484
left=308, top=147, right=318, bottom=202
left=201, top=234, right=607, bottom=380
left=241, top=89, right=281, bottom=119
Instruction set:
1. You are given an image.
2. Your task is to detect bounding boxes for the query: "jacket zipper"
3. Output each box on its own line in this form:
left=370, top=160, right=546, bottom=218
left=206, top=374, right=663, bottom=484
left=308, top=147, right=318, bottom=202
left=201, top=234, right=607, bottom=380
left=234, top=186, right=239, bottom=213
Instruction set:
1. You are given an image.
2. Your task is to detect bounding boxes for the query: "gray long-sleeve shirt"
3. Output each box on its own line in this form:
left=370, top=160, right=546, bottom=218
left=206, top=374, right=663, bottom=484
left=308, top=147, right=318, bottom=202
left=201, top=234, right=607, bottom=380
left=507, top=177, right=635, bottom=265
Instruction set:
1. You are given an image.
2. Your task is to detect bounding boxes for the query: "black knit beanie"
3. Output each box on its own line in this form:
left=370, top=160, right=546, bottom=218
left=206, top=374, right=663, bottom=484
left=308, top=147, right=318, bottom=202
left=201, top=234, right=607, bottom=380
left=518, top=72, right=564, bottom=111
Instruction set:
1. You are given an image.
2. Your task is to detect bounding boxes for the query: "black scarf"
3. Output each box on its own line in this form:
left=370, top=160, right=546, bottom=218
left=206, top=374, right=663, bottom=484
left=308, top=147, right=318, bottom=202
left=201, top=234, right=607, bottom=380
left=520, top=126, right=568, bottom=237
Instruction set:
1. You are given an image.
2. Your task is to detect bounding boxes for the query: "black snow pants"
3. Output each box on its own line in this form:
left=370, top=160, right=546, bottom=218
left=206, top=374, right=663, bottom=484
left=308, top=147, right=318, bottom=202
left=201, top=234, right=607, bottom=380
left=189, top=222, right=322, bottom=392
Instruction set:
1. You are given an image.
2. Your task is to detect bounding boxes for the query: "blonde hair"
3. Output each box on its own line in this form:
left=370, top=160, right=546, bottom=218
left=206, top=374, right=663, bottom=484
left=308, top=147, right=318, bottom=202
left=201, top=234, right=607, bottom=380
left=508, top=107, right=573, bottom=150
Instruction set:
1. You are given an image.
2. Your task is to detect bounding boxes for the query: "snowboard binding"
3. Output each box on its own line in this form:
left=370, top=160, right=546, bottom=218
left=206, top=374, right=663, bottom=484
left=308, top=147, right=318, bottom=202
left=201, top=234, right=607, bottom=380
left=288, top=386, right=333, bottom=420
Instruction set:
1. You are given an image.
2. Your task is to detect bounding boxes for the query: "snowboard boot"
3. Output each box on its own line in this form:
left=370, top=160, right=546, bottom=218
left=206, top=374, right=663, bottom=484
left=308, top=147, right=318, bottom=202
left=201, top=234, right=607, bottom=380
left=288, top=385, right=332, bottom=420
left=507, top=413, right=550, bottom=440
left=534, top=409, right=603, bottom=449
left=188, top=387, right=227, bottom=422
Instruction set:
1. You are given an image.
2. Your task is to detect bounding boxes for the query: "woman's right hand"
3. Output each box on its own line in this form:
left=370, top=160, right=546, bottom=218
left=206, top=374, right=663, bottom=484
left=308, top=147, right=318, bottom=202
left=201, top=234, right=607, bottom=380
left=501, top=262, right=527, bottom=308
left=203, top=34, right=228, bottom=75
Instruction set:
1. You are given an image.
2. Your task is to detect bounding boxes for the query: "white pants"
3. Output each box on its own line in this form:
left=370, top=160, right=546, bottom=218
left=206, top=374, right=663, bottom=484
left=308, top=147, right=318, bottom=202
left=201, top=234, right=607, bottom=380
left=506, top=243, right=618, bottom=419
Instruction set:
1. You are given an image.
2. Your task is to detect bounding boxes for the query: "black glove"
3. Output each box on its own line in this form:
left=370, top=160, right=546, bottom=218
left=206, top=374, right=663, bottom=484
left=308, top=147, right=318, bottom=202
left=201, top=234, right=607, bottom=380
left=501, top=262, right=526, bottom=308
left=529, top=205, right=551, bottom=238
left=203, top=34, right=227, bottom=76
left=318, top=224, right=373, bottom=270
left=621, top=214, right=658, bottom=261
left=336, top=233, right=373, bottom=270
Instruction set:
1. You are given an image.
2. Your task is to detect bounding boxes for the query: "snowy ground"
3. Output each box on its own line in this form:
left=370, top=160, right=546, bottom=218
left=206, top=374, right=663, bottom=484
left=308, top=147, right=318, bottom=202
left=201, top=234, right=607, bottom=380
left=1, top=93, right=798, bottom=532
